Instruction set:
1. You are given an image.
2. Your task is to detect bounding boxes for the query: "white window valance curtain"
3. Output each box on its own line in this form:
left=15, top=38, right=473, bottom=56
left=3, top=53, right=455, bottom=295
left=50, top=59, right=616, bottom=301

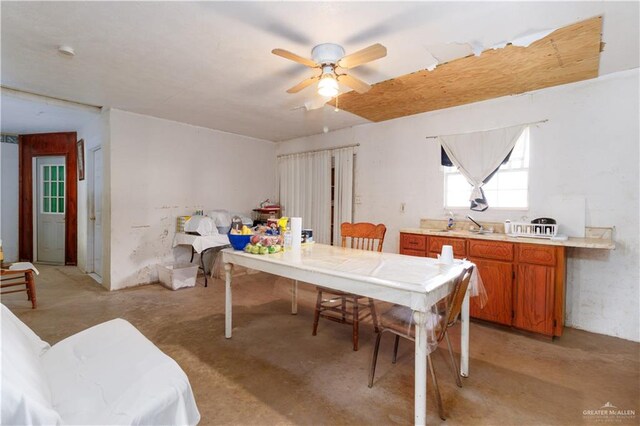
left=332, top=147, right=355, bottom=245
left=438, top=124, right=527, bottom=211
left=278, top=151, right=332, bottom=244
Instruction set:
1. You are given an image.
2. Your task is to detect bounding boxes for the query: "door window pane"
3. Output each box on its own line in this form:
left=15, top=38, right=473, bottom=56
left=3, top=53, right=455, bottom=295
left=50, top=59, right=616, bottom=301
left=41, top=163, right=65, bottom=215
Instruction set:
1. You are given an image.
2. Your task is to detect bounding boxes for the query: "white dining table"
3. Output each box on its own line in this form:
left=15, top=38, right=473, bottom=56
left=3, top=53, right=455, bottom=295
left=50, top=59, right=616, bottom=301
left=222, top=243, right=472, bottom=426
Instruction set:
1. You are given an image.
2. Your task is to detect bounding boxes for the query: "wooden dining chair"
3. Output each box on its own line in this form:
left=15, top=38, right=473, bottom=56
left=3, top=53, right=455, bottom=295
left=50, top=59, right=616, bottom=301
left=368, top=265, right=474, bottom=420
left=1, top=267, right=38, bottom=309
left=312, top=222, right=387, bottom=351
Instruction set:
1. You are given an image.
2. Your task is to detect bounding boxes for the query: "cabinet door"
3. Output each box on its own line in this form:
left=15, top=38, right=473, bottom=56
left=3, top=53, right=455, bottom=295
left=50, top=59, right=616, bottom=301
left=469, top=258, right=513, bottom=326
left=514, top=264, right=555, bottom=336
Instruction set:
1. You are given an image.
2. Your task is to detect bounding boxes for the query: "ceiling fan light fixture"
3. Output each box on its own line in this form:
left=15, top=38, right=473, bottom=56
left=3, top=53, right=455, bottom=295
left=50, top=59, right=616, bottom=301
left=317, top=74, right=339, bottom=98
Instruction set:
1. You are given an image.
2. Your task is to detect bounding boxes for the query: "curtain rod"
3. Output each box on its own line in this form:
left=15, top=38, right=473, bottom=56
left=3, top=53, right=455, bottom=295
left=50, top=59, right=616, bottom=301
left=425, top=119, right=549, bottom=139
left=277, top=143, right=360, bottom=158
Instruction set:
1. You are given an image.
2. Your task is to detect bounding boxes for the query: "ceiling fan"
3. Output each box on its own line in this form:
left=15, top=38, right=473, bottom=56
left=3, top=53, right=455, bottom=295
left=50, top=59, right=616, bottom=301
left=272, top=43, right=387, bottom=98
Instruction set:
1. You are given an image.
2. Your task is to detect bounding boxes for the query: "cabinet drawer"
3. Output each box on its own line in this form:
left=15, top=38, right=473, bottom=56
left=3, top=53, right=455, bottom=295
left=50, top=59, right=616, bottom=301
left=400, top=233, right=426, bottom=251
left=429, top=236, right=466, bottom=257
left=401, top=248, right=427, bottom=257
left=517, top=244, right=556, bottom=266
left=469, top=239, right=514, bottom=262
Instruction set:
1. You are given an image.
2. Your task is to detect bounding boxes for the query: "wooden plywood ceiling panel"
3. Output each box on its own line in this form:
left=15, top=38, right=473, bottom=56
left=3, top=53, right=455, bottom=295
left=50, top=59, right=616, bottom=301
left=330, top=17, right=602, bottom=122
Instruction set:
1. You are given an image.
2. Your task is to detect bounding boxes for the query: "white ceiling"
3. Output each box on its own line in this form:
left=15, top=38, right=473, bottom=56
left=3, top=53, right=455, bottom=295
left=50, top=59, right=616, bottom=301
left=1, top=1, right=638, bottom=142
left=1, top=92, right=100, bottom=135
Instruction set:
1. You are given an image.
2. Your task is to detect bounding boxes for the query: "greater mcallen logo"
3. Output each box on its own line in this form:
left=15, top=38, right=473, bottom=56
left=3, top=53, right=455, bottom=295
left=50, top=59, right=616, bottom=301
left=583, top=402, right=636, bottom=422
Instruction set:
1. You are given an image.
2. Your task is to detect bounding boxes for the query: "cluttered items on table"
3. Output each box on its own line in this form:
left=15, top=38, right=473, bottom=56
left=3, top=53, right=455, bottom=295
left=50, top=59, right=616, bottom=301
left=228, top=216, right=313, bottom=255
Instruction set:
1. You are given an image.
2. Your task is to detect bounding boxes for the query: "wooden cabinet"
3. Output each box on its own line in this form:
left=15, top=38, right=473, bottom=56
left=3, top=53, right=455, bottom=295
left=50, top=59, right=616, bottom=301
left=517, top=244, right=556, bottom=266
left=468, top=240, right=514, bottom=326
left=513, top=263, right=555, bottom=335
left=469, top=239, right=513, bottom=262
left=399, top=233, right=466, bottom=259
left=514, top=244, right=565, bottom=336
left=428, top=236, right=466, bottom=258
left=469, top=258, right=513, bottom=325
left=399, top=232, right=566, bottom=337
left=400, top=233, right=427, bottom=254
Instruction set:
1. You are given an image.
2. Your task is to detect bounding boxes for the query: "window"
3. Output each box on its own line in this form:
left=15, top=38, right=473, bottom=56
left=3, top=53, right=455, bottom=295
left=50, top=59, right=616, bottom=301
left=444, top=127, right=530, bottom=209
left=42, top=164, right=65, bottom=214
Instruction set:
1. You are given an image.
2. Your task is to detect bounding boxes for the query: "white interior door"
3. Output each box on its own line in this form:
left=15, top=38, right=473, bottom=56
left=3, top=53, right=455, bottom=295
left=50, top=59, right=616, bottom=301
left=36, top=156, right=65, bottom=264
left=91, top=147, right=103, bottom=277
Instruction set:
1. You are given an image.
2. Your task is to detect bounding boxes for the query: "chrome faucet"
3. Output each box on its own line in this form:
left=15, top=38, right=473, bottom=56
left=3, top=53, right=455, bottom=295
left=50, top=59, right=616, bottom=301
left=466, top=215, right=483, bottom=231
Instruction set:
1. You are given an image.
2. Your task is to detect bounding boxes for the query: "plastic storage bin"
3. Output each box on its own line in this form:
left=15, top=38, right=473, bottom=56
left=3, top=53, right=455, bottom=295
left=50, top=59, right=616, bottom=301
left=157, top=263, right=199, bottom=290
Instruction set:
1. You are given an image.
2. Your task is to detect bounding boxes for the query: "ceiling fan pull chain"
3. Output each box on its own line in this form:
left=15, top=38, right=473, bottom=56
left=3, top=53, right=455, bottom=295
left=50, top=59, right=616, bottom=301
left=335, top=93, right=340, bottom=112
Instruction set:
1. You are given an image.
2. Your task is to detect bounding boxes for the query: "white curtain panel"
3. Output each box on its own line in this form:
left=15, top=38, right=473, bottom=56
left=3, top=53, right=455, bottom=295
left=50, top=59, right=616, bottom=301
left=438, top=125, right=526, bottom=210
left=278, top=151, right=331, bottom=244
left=332, top=147, right=355, bottom=245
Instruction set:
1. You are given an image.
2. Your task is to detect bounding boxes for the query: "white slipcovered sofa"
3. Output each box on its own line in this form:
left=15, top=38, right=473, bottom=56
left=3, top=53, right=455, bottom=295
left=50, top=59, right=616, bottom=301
left=1, top=304, right=200, bottom=425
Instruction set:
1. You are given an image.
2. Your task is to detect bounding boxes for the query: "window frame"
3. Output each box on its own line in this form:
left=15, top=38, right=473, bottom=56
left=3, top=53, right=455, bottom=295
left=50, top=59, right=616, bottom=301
left=442, top=127, right=530, bottom=211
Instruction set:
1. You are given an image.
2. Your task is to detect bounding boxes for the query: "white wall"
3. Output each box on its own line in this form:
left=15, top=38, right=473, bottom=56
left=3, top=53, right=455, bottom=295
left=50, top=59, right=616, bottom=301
left=277, top=69, right=640, bottom=342
left=107, top=109, right=276, bottom=290
left=0, top=140, right=19, bottom=262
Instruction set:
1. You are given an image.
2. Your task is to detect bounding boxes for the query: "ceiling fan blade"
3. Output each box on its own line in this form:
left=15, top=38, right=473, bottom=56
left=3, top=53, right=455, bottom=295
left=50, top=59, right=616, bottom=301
left=272, top=49, right=318, bottom=68
left=337, top=74, right=371, bottom=94
left=338, top=43, right=387, bottom=69
left=286, top=76, right=320, bottom=93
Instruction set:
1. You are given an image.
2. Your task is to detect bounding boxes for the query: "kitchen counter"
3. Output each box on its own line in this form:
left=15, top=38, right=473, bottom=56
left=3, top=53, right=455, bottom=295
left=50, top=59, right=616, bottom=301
left=400, top=220, right=614, bottom=338
left=399, top=227, right=615, bottom=249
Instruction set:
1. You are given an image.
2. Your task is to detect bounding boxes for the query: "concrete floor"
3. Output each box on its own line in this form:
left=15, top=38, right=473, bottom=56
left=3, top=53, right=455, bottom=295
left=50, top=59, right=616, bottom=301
left=3, top=265, right=639, bottom=425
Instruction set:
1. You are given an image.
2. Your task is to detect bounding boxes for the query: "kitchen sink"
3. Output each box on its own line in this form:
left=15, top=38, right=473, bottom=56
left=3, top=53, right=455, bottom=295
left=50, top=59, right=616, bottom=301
left=469, top=229, right=494, bottom=235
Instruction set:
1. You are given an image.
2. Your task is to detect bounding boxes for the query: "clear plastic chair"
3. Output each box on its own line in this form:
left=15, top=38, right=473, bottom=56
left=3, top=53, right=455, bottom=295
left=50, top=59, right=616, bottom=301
left=368, top=265, right=474, bottom=420
left=312, top=222, right=386, bottom=351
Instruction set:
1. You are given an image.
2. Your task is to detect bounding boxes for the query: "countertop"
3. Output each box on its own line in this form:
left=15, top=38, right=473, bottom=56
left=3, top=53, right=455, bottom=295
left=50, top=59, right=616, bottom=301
left=399, top=227, right=615, bottom=249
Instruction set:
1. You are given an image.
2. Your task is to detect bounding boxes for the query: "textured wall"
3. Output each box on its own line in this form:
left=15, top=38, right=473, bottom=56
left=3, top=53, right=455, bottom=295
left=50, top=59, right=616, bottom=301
left=107, top=109, right=276, bottom=290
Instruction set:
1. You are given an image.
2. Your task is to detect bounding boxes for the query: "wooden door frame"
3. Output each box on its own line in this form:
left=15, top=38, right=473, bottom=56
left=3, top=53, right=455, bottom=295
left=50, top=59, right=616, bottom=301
left=19, top=132, right=78, bottom=265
